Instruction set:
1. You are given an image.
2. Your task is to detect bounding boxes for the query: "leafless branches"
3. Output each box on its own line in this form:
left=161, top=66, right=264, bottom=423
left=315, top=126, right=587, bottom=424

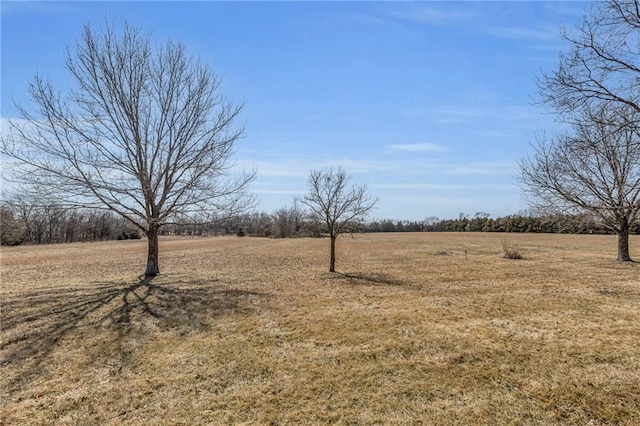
left=527, top=0, right=640, bottom=261
left=1, top=21, right=254, bottom=275
left=537, top=0, right=640, bottom=119
left=521, top=106, right=640, bottom=260
left=300, top=167, right=377, bottom=272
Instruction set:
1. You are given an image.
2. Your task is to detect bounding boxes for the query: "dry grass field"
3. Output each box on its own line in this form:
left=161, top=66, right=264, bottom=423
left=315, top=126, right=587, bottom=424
left=1, top=232, right=639, bottom=425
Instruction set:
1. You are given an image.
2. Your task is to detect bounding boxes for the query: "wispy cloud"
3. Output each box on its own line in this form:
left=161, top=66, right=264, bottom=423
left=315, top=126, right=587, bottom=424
left=446, top=162, right=516, bottom=176
left=542, top=2, right=588, bottom=19
left=484, top=25, right=559, bottom=41
left=236, top=158, right=310, bottom=178
left=387, top=143, right=447, bottom=152
left=474, top=130, right=520, bottom=139
left=374, top=183, right=516, bottom=191
left=0, top=1, right=83, bottom=16
left=433, top=107, right=489, bottom=119
left=250, top=189, right=303, bottom=195
left=387, top=2, right=575, bottom=47
left=432, top=105, right=537, bottom=124
left=240, top=156, right=418, bottom=179
left=393, top=4, right=475, bottom=26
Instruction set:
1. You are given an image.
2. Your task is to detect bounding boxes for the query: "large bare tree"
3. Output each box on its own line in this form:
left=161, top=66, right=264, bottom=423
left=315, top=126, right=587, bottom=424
left=521, top=105, right=640, bottom=261
left=538, top=0, right=640, bottom=118
left=528, top=0, right=640, bottom=261
left=300, top=167, right=377, bottom=272
left=1, top=22, right=254, bottom=276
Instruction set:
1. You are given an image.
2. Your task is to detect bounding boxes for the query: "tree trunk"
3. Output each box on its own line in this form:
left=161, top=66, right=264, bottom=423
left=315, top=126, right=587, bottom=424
left=329, top=235, right=336, bottom=272
left=145, top=224, right=160, bottom=277
left=617, top=223, right=632, bottom=262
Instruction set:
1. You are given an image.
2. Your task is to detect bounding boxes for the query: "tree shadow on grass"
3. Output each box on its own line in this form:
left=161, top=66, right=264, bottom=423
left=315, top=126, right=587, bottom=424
left=330, top=271, right=406, bottom=286
left=0, top=275, right=267, bottom=395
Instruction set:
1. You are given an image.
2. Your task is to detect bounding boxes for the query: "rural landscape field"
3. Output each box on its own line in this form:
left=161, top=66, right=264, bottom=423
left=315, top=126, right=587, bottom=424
left=1, top=232, right=639, bottom=424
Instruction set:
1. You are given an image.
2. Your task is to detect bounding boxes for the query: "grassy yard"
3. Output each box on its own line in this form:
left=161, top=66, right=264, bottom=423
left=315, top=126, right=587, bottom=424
left=1, top=233, right=639, bottom=425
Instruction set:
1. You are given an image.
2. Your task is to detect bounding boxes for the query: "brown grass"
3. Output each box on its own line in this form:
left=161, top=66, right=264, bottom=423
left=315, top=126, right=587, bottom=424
left=1, top=233, right=639, bottom=425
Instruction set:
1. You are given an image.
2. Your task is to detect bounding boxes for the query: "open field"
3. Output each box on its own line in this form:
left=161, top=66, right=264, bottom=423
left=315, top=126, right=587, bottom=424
left=1, top=232, right=639, bottom=425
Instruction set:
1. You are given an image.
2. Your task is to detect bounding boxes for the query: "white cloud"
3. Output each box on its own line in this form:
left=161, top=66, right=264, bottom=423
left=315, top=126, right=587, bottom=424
left=485, top=25, right=559, bottom=41
left=432, top=105, right=537, bottom=124
left=251, top=189, right=303, bottom=195
left=256, top=163, right=310, bottom=178
left=387, top=143, right=447, bottom=152
left=474, top=130, right=520, bottom=139
left=432, top=107, right=489, bottom=119
left=542, top=2, right=587, bottom=19
left=1, top=1, right=83, bottom=16
left=241, top=155, right=442, bottom=179
left=446, top=162, right=516, bottom=176
left=393, top=4, right=475, bottom=26
left=374, top=183, right=516, bottom=191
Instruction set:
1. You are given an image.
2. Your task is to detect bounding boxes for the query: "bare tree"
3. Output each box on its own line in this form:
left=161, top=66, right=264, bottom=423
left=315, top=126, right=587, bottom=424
left=0, top=205, right=24, bottom=246
left=538, top=0, right=640, bottom=119
left=300, top=167, right=377, bottom=272
left=272, top=200, right=302, bottom=238
left=1, top=22, right=254, bottom=276
left=521, top=105, right=640, bottom=261
left=530, top=0, right=640, bottom=261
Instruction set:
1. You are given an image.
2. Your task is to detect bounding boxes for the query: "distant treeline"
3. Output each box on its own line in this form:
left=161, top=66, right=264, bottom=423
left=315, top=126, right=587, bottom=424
left=0, top=202, right=308, bottom=245
left=0, top=203, right=137, bottom=246
left=362, top=213, right=640, bottom=234
left=1, top=201, right=638, bottom=246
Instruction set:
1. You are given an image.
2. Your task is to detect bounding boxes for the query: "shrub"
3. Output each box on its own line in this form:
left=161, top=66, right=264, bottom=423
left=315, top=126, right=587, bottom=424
left=501, top=239, right=523, bottom=259
left=118, top=230, right=141, bottom=240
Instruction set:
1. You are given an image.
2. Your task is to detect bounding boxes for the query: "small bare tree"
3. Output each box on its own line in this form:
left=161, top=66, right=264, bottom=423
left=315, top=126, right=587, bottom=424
left=1, top=22, right=254, bottom=276
left=300, top=167, right=377, bottom=272
left=521, top=105, right=640, bottom=261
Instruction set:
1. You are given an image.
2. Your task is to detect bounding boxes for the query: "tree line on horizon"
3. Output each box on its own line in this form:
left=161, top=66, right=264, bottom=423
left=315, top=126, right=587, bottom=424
left=4, top=196, right=637, bottom=247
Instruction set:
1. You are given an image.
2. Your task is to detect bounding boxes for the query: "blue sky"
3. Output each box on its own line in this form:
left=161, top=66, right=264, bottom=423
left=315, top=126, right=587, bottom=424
left=1, top=1, right=587, bottom=220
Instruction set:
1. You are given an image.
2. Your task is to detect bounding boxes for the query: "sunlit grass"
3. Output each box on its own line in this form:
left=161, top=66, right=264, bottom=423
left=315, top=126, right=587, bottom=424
left=1, top=233, right=639, bottom=424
